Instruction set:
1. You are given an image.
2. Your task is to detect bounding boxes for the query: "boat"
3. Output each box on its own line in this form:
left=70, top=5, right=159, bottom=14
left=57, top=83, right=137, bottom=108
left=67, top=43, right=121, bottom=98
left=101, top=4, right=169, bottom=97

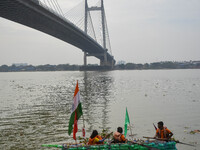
left=42, top=83, right=179, bottom=149
left=42, top=141, right=177, bottom=150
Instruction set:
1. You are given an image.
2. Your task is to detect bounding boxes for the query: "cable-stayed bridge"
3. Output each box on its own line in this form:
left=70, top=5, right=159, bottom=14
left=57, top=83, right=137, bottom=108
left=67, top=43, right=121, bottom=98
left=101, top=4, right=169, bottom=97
left=0, top=0, right=115, bottom=68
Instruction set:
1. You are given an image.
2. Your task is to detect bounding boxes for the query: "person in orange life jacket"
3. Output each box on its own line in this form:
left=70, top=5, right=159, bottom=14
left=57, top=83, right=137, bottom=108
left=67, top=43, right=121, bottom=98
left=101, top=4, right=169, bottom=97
left=112, top=127, right=127, bottom=143
left=88, top=130, right=106, bottom=145
left=154, top=121, right=173, bottom=140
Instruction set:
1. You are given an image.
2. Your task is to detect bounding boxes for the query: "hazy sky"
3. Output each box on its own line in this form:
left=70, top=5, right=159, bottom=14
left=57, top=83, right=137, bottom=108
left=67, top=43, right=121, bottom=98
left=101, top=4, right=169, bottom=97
left=0, top=0, right=200, bottom=66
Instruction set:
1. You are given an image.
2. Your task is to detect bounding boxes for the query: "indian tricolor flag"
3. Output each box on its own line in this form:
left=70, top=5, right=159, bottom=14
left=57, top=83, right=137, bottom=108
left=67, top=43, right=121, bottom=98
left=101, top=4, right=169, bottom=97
left=68, top=81, right=83, bottom=140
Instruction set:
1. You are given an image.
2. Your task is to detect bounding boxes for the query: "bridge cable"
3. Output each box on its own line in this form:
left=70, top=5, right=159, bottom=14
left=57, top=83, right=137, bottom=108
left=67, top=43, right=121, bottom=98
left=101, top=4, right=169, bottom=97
left=106, top=23, right=112, bottom=54
left=46, top=0, right=54, bottom=11
left=55, top=0, right=64, bottom=16
left=88, top=11, right=97, bottom=41
left=64, top=1, right=85, bottom=30
left=50, top=0, right=59, bottom=14
left=50, top=0, right=63, bottom=16
left=51, top=0, right=60, bottom=15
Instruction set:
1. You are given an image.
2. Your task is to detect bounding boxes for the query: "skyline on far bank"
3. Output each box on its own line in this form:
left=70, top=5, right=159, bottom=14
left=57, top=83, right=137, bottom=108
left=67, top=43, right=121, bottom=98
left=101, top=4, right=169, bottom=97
left=0, top=60, right=200, bottom=72
left=1, top=59, right=200, bottom=67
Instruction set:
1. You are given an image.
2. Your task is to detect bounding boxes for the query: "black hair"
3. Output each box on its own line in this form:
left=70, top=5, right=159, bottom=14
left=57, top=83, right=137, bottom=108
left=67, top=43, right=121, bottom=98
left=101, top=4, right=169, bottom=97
left=90, top=130, right=98, bottom=139
left=117, top=127, right=123, bottom=133
left=158, top=121, right=164, bottom=126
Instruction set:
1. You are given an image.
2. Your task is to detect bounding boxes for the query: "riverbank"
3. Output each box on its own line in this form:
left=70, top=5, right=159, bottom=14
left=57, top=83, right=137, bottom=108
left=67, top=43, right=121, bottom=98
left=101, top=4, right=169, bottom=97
left=0, top=61, right=200, bottom=72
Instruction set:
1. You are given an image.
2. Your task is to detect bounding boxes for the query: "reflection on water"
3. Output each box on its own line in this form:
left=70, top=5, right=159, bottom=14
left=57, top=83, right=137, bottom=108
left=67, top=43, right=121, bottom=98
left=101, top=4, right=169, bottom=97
left=82, top=71, right=114, bottom=132
left=0, top=70, right=200, bottom=150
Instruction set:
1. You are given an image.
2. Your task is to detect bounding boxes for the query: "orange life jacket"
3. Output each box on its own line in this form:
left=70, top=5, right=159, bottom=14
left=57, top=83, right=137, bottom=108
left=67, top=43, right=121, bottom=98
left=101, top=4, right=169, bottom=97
left=88, top=135, right=103, bottom=145
left=157, top=126, right=169, bottom=138
left=113, top=132, right=126, bottom=143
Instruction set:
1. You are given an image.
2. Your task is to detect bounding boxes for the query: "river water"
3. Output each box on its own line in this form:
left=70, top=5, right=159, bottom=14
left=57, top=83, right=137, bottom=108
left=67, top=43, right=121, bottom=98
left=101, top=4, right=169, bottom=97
left=0, top=70, right=200, bottom=150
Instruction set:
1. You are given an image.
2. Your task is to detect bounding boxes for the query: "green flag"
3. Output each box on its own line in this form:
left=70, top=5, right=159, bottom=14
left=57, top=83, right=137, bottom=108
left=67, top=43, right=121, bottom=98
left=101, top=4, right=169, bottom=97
left=124, top=107, right=130, bottom=137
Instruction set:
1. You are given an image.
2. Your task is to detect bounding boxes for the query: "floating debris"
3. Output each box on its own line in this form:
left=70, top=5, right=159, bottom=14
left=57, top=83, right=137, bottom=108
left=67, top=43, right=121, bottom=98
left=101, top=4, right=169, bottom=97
left=192, top=100, right=199, bottom=102
left=184, top=127, right=190, bottom=129
left=189, top=130, right=200, bottom=134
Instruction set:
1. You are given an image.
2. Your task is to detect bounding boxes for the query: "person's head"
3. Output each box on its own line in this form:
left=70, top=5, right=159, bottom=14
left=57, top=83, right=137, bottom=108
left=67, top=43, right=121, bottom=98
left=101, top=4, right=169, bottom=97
left=157, top=121, right=164, bottom=129
left=117, top=127, right=123, bottom=133
left=90, top=130, right=98, bottom=139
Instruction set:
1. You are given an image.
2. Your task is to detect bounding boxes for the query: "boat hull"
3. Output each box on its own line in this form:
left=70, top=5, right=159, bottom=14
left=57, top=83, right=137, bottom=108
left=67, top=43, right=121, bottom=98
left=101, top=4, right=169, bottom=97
left=59, top=142, right=177, bottom=150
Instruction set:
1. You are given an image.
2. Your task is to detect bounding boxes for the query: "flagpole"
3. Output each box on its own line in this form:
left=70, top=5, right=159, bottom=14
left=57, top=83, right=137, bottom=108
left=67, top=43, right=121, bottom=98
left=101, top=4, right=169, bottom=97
left=82, top=115, right=85, bottom=127
left=129, top=122, right=134, bottom=140
left=82, top=113, right=86, bottom=138
left=75, top=139, right=77, bottom=145
left=128, top=114, right=134, bottom=140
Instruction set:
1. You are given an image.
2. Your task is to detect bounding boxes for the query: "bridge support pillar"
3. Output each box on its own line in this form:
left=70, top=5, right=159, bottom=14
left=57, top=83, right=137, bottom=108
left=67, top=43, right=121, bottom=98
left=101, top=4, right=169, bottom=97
left=84, top=52, right=87, bottom=66
left=100, top=52, right=108, bottom=66
left=104, top=51, right=107, bottom=64
left=100, top=50, right=108, bottom=66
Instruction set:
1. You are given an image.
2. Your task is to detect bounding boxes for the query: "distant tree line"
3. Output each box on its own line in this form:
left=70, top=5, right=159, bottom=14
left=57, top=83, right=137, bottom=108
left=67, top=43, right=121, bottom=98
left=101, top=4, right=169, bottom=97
left=0, top=61, right=200, bottom=72
left=115, top=61, right=200, bottom=70
left=0, top=64, right=80, bottom=72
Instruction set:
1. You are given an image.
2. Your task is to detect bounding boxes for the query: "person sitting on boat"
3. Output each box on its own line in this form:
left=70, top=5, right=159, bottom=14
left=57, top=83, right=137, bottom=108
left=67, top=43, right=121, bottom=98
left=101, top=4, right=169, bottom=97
left=88, top=130, right=105, bottom=145
left=154, top=121, right=173, bottom=140
left=112, top=127, right=127, bottom=143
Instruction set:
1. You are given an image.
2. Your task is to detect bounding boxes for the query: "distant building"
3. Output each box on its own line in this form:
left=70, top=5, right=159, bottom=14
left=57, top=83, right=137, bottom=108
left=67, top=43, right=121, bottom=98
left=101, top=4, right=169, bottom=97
left=117, top=60, right=126, bottom=65
left=12, top=63, right=28, bottom=67
left=192, top=61, right=200, bottom=65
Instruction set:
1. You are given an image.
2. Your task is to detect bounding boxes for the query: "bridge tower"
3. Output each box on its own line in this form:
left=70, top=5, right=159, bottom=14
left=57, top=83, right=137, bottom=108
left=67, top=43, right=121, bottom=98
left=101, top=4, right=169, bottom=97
left=84, top=0, right=108, bottom=67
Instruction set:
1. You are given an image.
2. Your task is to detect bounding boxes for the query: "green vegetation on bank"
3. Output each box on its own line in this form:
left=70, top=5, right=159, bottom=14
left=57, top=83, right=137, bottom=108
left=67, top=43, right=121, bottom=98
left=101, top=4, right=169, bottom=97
left=0, top=64, right=79, bottom=72
left=0, top=61, right=200, bottom=72
left=115, top=61, right=200, bottom=70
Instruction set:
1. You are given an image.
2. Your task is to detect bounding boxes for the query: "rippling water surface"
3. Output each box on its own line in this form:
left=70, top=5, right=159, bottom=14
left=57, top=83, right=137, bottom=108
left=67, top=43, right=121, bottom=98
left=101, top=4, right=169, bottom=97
left=0, top=70, right=200, bottom=150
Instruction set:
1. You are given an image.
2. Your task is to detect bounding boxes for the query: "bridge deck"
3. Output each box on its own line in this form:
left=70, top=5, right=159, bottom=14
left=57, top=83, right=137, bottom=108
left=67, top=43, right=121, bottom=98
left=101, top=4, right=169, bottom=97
left=0, top=0, right=115, bottom=63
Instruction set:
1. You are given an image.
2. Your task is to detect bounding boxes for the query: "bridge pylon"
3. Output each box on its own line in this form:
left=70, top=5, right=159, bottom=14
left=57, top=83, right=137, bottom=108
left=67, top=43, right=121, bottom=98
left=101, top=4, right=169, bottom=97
left=83, top=0, right=112, bottom=68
